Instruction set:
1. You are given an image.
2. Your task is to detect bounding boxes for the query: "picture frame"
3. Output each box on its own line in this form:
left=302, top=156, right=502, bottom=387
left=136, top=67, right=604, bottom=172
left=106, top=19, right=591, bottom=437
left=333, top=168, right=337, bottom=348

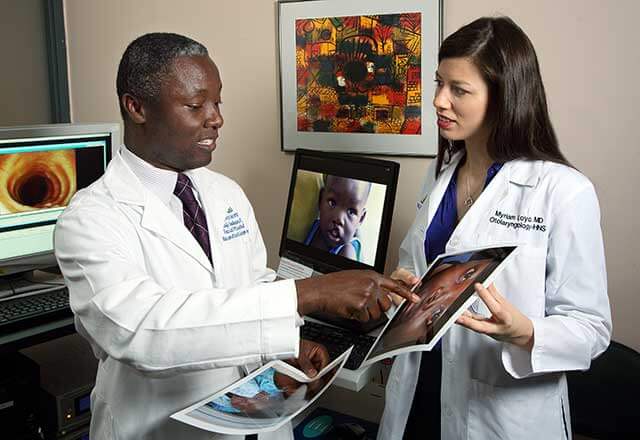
left=278, top=0, right=443, bottom=156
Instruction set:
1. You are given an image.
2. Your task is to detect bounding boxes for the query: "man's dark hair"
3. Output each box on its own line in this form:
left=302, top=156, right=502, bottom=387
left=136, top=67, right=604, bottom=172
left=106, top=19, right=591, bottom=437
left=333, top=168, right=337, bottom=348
left=435, top=16, right=571, bottom=176
left=116, top=32, right=208, bottom=120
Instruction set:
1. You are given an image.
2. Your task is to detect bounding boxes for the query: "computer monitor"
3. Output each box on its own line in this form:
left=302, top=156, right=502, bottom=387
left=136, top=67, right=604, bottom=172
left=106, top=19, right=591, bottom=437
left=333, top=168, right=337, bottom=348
left=279, top=149, right=399, bottom=275
left=0, top=123, right=119, bottom=279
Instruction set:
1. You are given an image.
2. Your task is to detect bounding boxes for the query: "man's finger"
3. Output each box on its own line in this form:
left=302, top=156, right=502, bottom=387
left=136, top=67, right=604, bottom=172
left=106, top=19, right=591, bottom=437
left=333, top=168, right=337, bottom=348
left=377, top=291, right=392, bottom=312
left=311, top=345, right=330, bottom=370
left=380, top=278, right=421, bottom=303
left=297, top=353, right=317, bottom=377
left=367, top=303, right=382, bottom=321
left=353, top=306, right=370, bottom=322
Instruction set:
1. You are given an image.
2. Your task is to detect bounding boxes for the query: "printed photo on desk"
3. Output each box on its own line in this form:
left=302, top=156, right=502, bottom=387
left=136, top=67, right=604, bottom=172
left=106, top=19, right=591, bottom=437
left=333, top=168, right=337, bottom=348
left=278, top=0, right=442, bottom=155
left=171, top=348, right=352, bottom=435
left=361, top=245, right=518, bottom=367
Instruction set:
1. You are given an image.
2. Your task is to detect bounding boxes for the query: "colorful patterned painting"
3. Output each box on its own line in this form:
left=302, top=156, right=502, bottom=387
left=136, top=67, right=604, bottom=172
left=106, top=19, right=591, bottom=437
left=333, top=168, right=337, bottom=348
left=295, top=13, right=422, bottom=135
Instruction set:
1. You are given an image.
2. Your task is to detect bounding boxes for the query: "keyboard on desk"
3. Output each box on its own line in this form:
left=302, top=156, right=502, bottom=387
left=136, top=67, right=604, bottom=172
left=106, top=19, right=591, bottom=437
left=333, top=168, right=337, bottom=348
left=0, top=287, right=72, bottom=335
left=301, top=320, right=377, bottom=370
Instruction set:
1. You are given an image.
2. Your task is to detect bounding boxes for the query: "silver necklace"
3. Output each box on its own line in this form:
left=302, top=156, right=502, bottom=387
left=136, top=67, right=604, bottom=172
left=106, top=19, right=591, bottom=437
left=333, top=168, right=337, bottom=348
left=464, top=171, right=479, bottom=207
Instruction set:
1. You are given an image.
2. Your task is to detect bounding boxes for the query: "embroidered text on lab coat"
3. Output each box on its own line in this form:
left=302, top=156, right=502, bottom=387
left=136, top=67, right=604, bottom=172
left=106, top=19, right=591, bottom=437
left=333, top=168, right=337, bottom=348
left=222, top=207, right=248, bottom=241
left=489, top=210, right=546, bottom=232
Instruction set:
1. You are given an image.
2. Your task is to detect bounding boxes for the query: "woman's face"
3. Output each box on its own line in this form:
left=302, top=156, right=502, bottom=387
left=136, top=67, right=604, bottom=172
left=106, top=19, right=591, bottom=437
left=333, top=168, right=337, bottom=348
left=433, top=57, right=490, bottom=145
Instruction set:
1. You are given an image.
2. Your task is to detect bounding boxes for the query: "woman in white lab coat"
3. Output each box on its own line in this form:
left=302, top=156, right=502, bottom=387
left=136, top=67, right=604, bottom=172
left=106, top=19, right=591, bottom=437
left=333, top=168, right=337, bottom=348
left=379, top=16, right=612, bottom=439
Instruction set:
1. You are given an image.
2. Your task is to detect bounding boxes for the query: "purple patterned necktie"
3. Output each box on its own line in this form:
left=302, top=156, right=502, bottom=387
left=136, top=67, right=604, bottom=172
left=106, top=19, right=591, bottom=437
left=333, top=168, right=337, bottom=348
left=173, top=173, right=212, bottom=263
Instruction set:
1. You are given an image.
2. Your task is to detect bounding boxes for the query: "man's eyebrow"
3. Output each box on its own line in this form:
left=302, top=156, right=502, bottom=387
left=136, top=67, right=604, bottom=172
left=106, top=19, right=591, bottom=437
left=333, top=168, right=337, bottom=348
left=186, top=83, right=222, bottom=93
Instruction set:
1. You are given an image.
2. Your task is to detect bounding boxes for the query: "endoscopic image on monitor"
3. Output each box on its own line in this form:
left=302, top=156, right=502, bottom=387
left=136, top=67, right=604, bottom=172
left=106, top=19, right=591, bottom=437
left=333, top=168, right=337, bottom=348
left=0, top=150, right=77, bottom=215
left=285, top=170, right=386, bottom=266
left=0, top=133, right=110, bottom=264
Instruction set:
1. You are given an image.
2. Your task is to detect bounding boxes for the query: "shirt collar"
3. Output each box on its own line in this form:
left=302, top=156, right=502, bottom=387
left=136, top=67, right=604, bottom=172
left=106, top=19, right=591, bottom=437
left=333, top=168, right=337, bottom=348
left=120, top=145, right=178, bottom=206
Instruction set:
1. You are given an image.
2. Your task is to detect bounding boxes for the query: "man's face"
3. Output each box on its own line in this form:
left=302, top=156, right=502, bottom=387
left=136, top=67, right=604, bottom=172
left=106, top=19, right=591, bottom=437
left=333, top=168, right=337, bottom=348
left=317, top=177, right=368, bottom=249
left=140, top=55, right=223, bottom=172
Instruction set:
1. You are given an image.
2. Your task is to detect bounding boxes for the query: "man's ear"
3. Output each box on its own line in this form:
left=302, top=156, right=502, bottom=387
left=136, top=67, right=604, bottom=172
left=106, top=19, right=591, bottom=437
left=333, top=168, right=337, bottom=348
left=121, top=93, right=146, bottom=124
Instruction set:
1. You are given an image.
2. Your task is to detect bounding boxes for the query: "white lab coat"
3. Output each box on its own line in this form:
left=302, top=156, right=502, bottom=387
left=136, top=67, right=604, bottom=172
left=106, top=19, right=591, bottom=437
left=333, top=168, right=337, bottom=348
left=379, top=153, right=611, bottom=440
left=54, top=151, right=299, bottom=440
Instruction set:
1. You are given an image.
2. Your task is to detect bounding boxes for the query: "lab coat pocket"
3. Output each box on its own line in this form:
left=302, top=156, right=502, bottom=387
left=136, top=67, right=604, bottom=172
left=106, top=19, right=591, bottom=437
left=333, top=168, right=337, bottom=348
left=467, top=377, right=563, bottom=440
left=498, top=245, right=546, bottom=317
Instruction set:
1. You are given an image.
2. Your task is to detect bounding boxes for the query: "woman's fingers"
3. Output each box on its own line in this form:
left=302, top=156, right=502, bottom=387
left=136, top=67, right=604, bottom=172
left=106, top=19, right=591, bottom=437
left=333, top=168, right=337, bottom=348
left=391, top=267, right=420, bottom=287
left=460, top=309, right=485, bottom=320
left=473, top=283, right=507, bottom=320
left=456, top=312, right=499, bottom=335
left=388, top=292, right=405, bottom=306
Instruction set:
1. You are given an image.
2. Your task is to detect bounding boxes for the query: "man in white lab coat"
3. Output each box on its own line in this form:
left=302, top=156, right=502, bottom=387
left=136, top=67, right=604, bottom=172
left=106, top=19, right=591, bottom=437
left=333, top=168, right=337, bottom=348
left=54, top=32, right=414, bottom=440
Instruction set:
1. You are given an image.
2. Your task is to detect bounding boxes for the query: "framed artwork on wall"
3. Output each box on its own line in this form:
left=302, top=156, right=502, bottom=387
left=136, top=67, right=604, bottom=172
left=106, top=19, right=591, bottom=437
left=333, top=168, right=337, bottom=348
left=278, top=0, right=442, bottom=156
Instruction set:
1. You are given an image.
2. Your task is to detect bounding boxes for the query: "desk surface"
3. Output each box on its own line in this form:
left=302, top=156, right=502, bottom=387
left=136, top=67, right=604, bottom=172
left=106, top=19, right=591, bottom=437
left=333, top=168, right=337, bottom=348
left=0, top=316, right=75, bottom=354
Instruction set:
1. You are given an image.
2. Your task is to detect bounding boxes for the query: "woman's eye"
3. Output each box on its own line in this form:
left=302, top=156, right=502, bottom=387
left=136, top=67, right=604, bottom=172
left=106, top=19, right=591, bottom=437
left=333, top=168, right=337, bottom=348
left=327, top=199, right=336, bottom=208
left=452, top=87, right=468, bottom=96
left=347, top=208, right=357, bottom=217
left=434, top=78, right=443, bottom=87
left=186, top=104, right=202, bottom=110
left=458, top=267, right=477, bottom=283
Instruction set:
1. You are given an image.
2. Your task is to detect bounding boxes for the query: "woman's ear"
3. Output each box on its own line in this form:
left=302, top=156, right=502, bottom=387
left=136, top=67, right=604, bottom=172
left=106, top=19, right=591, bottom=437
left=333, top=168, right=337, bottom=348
left=121, top=93, right=146, bottom=124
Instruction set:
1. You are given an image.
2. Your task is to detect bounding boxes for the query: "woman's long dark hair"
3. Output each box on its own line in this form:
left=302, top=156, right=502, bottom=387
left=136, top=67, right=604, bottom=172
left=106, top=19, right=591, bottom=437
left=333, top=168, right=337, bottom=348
left=435, top=16, right=571, bottom=176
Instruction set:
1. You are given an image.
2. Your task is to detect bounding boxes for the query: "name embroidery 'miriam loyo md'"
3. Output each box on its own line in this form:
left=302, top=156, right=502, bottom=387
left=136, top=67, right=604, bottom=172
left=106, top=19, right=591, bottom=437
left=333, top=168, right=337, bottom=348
left=488, top=210, right=546, bottom=232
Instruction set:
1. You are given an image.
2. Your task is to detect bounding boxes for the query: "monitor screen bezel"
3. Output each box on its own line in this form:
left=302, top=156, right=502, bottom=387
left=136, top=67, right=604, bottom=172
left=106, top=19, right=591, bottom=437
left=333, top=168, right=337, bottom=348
left=279, top=149, right=399, bottom=274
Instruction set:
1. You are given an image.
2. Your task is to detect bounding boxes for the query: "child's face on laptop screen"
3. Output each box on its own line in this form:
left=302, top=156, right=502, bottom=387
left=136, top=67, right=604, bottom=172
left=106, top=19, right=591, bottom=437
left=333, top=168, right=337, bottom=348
left=317, top=176, right=369, bottom=252
left=286, top=169, right=386, bottom=266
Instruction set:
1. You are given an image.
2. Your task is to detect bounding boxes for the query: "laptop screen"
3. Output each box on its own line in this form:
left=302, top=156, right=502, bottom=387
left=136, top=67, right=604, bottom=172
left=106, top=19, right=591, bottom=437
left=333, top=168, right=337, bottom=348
left=279, top=149, right=399, bottom=275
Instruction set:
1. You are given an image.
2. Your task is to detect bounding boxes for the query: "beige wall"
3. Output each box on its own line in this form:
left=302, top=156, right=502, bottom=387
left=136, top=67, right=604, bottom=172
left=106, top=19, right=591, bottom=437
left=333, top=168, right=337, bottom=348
left=0, top=0, right=51, bottom=125
left=64, top=0, right=640, bottom=352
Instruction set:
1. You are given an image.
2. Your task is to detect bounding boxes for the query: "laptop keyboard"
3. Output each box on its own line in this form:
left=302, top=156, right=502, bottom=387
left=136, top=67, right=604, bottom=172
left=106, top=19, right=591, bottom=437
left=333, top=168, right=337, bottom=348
left=301, top=320, right=377, bottom=370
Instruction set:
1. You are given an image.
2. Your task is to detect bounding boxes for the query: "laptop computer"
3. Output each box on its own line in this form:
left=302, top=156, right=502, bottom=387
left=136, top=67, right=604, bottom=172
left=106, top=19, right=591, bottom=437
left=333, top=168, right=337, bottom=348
left=276, top=149, right=400, bottom=369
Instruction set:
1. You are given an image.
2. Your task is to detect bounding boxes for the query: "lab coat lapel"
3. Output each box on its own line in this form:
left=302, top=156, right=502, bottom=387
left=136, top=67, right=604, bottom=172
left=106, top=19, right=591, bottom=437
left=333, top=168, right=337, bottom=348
left=104, top=153, right=214, bottom=273
left=452, top=159, right=543, bottom=247
left=426, top=153, right=464, bottom=226
left=140, top=197, right=214, bottom=272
